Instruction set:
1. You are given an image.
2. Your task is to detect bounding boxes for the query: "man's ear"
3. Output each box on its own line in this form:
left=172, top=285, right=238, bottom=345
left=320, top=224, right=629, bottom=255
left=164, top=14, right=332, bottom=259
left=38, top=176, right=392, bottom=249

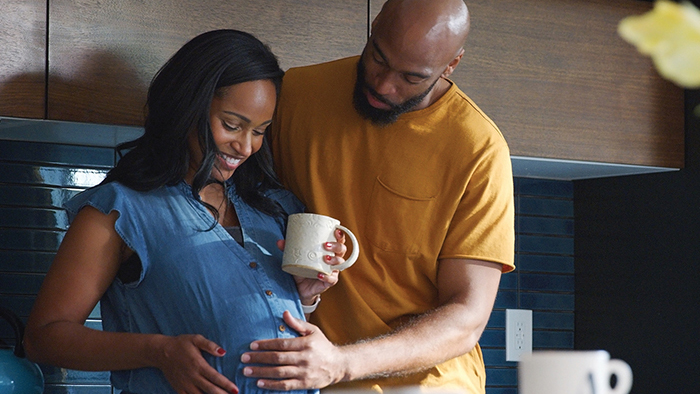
left=442, top=47, right=465, bottom=78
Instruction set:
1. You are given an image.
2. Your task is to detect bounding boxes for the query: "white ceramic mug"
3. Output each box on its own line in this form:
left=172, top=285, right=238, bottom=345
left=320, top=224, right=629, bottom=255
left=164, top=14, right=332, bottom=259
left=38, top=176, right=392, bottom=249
left=519, top=350, right=633, bottom=394
left=282, top=213, right=360, bottom=278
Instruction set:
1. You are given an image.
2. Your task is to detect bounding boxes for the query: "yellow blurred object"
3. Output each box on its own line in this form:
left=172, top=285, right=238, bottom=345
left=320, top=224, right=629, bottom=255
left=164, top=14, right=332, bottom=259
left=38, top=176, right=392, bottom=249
left=618, top=1, right=700, bottom=88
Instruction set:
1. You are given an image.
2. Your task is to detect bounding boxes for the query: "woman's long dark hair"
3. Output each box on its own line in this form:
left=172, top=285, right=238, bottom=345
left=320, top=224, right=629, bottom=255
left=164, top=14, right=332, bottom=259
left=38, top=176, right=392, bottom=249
left=103, top=29, right=286, bottom=219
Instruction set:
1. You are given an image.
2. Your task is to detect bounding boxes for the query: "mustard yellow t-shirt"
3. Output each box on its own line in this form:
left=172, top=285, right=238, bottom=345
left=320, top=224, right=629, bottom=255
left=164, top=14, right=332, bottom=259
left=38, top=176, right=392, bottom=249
left=272, top=56, right=515, bottom=393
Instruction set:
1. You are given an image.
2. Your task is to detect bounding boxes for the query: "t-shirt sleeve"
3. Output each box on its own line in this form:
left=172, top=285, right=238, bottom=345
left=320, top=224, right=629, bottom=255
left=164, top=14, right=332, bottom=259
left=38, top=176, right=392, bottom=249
left=440, top=140, right=516, bottom=273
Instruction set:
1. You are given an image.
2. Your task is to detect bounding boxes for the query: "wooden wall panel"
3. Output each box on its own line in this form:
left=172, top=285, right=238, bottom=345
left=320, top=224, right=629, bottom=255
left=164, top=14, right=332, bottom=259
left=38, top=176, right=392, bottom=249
left=0, top=0, right=46, bottom=119
left=372, top=0, right=685, bottom=168
left=47, top=0, right=368, bottom=126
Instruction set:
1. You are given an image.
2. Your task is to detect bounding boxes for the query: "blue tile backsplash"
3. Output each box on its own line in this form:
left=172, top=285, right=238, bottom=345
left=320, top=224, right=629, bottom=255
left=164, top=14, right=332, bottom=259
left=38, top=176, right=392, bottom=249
left=484, top=178, right=575, bottom=393
left=0, top=132, right=574, bottom=393
left=0, top=134, right=112, bottom=393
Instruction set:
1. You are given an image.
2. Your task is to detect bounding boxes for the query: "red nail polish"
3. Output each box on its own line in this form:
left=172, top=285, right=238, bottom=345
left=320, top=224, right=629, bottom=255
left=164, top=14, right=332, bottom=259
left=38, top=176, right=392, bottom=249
left=318, top=273, right=325, bottom=279
left=325, top=242, right=332, bottom=248
left=217, top=348, right=226, bottom=356
left=324, top=255, right=332, bottom=262
left=231, top=389, right=239, bottom=394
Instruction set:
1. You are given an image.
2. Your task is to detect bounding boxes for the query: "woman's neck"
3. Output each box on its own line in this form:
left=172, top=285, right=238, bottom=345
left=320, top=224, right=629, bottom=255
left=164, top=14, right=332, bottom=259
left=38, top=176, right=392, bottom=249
left=199, top=182, right=239, bottom=227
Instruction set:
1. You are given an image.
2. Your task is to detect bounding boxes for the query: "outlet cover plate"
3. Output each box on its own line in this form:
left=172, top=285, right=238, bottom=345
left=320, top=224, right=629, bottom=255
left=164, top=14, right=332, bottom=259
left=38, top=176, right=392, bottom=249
left=505, top=309, right=533, bottom=362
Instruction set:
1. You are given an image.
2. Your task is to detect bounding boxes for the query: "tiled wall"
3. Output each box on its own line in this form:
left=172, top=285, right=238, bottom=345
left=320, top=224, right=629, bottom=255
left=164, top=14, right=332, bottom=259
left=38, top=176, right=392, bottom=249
left=483, top=178, right=575, bottom=394
left=0, top=136, right=574, bottom=393
left=0, top=138, right=114, bottom=393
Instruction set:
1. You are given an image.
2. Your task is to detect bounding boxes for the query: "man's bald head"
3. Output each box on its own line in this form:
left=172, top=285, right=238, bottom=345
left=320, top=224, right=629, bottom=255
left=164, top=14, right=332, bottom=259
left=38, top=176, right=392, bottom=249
left=353, top=0, right=471, bottom=124
left=372, top=0, right=470, bottom=65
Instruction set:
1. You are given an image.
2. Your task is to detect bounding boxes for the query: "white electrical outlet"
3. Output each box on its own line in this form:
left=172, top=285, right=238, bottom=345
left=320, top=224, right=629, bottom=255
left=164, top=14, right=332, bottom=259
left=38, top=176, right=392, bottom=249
left=505, top=309, right=532, bottom=362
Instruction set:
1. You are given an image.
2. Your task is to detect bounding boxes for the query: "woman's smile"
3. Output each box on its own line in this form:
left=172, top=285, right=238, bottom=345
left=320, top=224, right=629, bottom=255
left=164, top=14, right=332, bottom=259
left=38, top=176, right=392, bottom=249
left=217, top=152, right=243, bottom=171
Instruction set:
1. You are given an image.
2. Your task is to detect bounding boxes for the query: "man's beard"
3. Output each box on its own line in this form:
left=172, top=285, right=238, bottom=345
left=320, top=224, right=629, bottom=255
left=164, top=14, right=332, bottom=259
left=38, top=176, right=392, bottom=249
left=352, top=59, right=438, bottom=127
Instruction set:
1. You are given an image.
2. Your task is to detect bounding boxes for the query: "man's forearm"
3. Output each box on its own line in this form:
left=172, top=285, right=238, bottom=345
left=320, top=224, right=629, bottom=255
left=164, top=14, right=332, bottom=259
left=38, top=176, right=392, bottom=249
left=339, top=301, right=486, bottom=381
left=339, top=258, right=502, bottom=381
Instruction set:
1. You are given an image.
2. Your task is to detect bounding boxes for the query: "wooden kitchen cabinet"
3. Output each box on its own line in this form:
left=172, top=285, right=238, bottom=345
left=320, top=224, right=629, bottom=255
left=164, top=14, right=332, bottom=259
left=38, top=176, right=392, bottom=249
left=371, top=0, right=685, bottom=168
left=0, top=0, right=46, bottom=119
left=2, top=0, right=686, bottom=169
left=46, top=0, right=367, bottom=126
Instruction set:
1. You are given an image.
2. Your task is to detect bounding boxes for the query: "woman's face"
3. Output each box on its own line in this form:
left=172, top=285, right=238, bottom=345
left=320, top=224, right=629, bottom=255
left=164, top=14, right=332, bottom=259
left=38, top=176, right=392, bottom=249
left=188, top=79, right=277, bottom=183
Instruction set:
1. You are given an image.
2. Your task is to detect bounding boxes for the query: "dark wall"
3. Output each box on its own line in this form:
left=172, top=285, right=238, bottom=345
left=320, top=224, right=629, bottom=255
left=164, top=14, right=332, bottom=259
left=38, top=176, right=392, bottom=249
left=574, top=89, right=700, bottom=393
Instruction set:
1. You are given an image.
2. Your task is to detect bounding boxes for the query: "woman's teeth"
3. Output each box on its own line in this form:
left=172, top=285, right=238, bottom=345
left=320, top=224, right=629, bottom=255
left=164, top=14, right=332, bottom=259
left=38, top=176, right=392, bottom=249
left=221, top=154, right=241, bottom=167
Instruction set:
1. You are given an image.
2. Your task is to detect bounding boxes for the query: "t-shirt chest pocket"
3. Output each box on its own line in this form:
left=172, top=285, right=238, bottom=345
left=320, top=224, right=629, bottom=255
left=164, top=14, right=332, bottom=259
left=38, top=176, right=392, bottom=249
left=364, top=175, right=437, bottom=255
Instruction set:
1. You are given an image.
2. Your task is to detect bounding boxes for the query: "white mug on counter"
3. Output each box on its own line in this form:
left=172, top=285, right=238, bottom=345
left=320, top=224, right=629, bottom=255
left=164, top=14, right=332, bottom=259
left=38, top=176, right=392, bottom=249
left=282, top=213, right=359, bottom=279
left=519, top=350, right=633, bottom=394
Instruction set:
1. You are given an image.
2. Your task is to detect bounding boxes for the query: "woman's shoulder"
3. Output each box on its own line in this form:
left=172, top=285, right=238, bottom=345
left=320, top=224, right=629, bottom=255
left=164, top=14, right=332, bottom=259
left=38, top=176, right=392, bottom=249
left=63, top=182, right=173, bottom=220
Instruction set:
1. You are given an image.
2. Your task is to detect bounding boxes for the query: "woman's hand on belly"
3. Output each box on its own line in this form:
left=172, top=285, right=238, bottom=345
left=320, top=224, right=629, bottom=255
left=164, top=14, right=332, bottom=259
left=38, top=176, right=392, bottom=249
left=153, top=333, right=239, bottom=394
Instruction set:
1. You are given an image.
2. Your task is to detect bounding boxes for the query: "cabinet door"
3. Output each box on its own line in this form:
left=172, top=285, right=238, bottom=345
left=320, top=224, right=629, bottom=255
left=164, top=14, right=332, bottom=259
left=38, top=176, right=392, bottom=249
left=371, top=0, right=684, bottom=168
left=0, top=0, right=46, bottom=119
left=47, top=0, right=368, bottom=127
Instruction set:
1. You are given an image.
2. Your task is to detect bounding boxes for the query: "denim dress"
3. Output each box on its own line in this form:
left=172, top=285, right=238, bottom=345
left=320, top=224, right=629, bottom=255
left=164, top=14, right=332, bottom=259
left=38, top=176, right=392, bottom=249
left=64, top=180, right=317, bottom=394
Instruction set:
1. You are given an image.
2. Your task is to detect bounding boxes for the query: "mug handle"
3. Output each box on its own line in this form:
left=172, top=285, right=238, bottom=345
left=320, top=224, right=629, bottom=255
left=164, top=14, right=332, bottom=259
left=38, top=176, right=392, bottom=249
left=333, top=225, right=360, bottom=271
left=608, top=359, right=633, bottom=394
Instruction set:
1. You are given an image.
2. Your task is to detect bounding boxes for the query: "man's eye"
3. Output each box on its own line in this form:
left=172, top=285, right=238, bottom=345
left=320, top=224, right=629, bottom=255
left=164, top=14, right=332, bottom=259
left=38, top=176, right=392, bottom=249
left=404, top=76, right=423, bottom=84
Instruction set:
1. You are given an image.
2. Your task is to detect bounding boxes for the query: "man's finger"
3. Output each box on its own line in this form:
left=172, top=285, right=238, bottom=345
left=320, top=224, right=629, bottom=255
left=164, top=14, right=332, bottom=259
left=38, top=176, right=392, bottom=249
left=241, top=348, right=308, bottom=368
left=249, top=336, right=304, bottom=352
left=283, top=310, right=315, bottom=335
left=256, top=377, right=304, bottom=392
left=243, top=365, right=303, bottom=379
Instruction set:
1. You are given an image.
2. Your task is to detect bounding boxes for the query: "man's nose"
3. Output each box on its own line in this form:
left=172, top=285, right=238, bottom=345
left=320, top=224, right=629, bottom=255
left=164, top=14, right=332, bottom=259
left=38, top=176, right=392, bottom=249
left=372, top=69, right=398, bottom=97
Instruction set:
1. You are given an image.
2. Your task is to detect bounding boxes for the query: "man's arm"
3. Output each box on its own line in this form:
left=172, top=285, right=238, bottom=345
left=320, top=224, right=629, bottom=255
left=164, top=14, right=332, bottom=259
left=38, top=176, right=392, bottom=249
left=240, top=258, right=502, bottom=390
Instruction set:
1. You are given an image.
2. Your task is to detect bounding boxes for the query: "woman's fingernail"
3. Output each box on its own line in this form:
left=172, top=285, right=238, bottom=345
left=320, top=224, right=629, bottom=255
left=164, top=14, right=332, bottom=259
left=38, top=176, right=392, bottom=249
left=243, top=367, right=252, bottom=376
left=217, top=348, right=226, bottom=356
left=231, top=389, right=239, bottom=394
left=324, top=255, right=332, bottom=262
left=325, top=242, right=332, bottom=248
left=318, top=273, right=325, bottom=279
